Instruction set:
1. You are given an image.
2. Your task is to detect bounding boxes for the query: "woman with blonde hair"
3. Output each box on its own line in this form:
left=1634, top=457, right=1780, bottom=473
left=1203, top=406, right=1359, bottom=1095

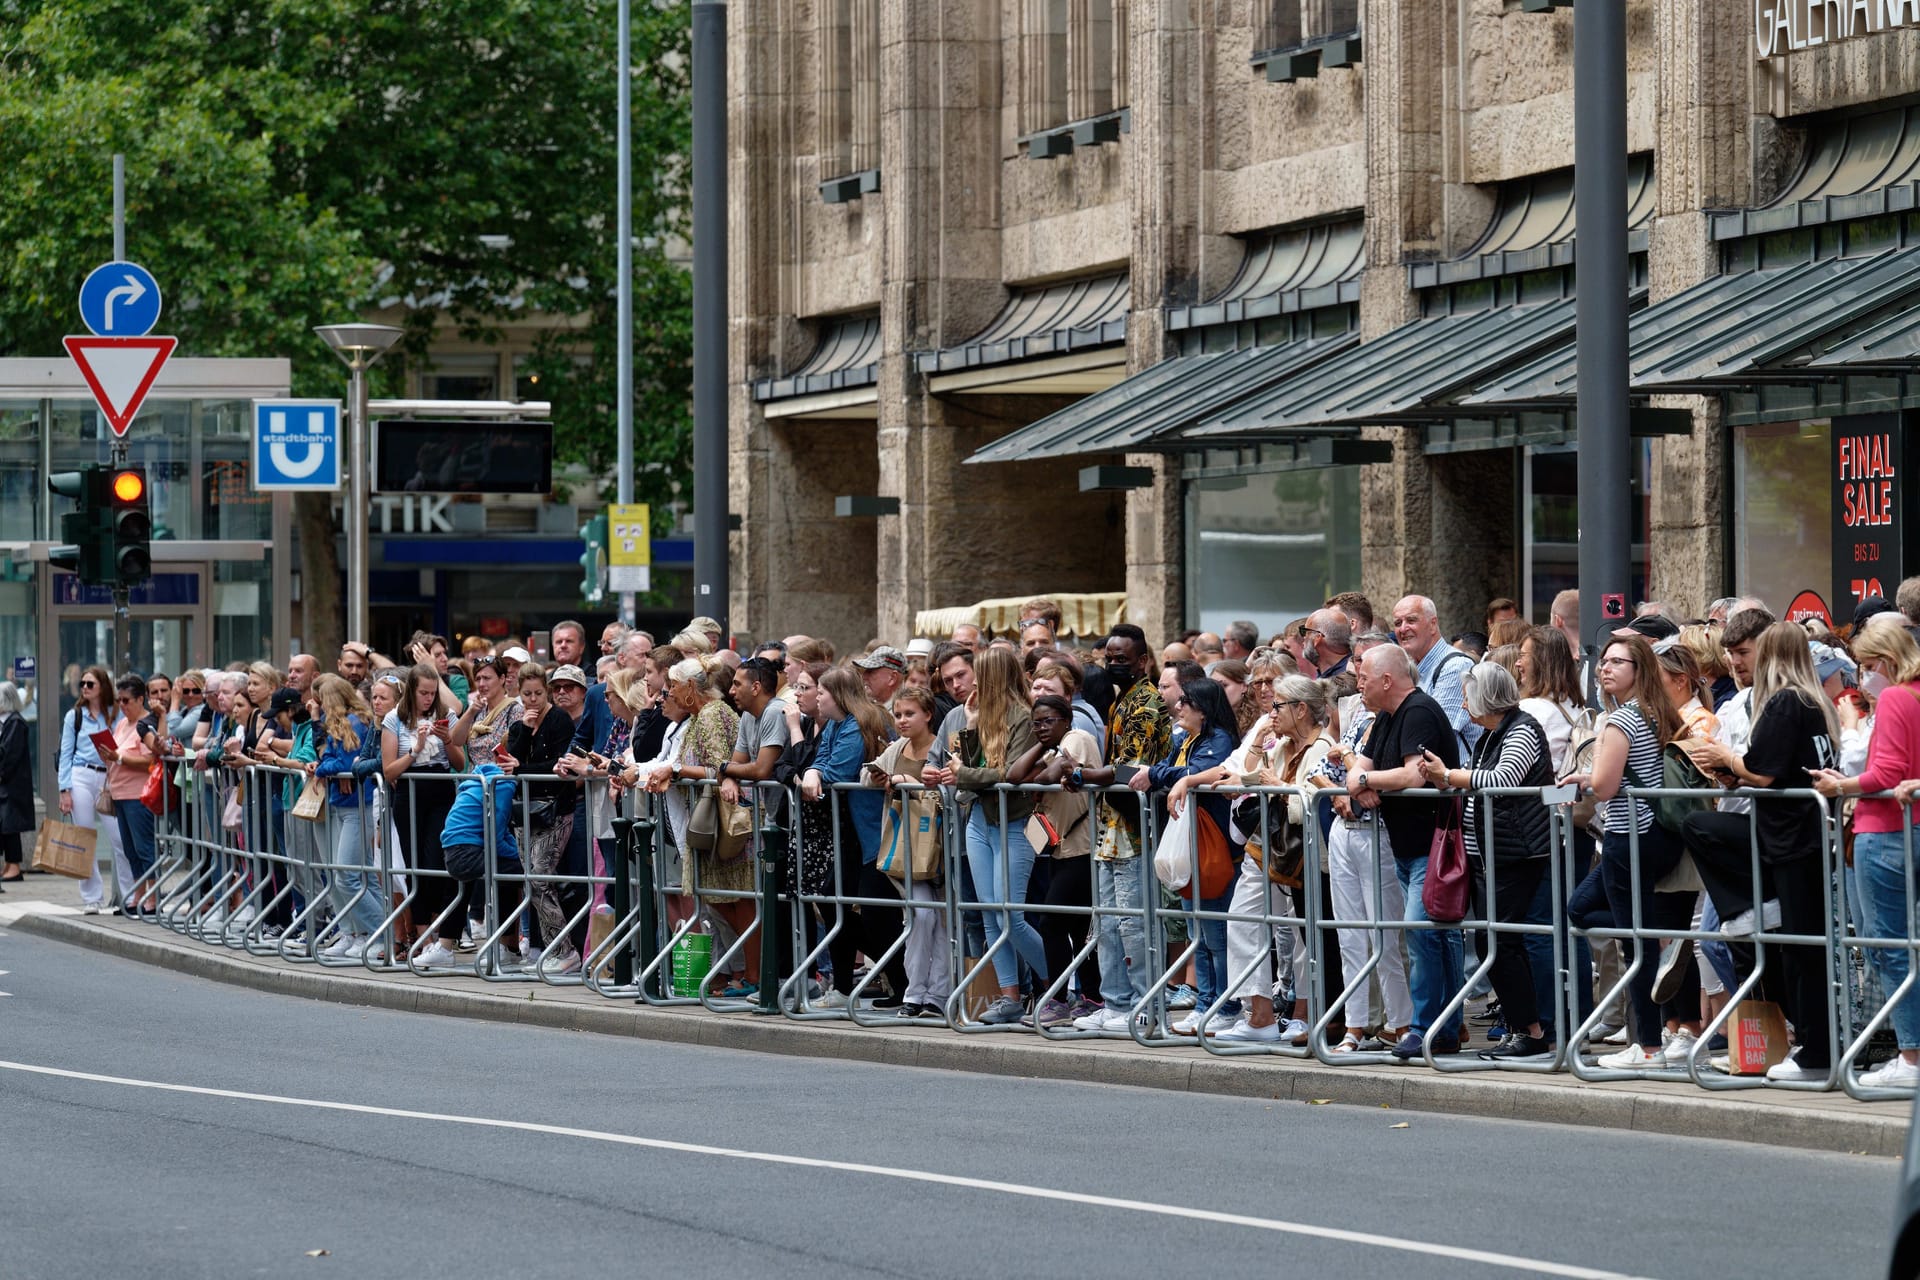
left=1680, top=623, right=1839, bottom=1082
left=308, top=674, right=386, bottom=960
left=923, top=645, right=1043, bottom=1025
left=1816, top=622, right=1920, bottom=1086
left=1676, top=623, right=1735, bottom=709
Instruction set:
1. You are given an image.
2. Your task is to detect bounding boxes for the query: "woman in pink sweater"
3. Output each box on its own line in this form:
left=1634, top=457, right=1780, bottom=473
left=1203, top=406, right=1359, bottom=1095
left=1813, top=621, right=1920, bottom=1088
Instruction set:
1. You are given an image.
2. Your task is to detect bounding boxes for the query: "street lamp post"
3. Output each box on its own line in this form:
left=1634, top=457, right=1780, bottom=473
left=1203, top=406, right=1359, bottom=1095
left=315, top=323, right=403, bottom=645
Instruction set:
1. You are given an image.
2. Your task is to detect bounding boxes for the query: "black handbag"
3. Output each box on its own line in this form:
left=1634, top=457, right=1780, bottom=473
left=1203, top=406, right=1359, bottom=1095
left=510, top=797, right=557, bottom=838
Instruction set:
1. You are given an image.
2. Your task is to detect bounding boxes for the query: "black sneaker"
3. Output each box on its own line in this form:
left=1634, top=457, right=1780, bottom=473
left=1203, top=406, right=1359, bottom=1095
left=895, top=1002, right=926, bottom=1019
left=1479, top=1032, right=1553, bottom=1061
left=1470, top=1001, right=1504, bottom=1025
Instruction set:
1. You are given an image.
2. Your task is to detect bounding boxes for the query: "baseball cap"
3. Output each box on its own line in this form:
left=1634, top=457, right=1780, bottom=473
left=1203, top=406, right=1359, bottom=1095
left=1613, top=614, right=1680, bottom=642
left=548, top=663, right=588, bottom=688
left=499, top=646, right=530, bottom=664
left=1811, top=641, right=1856, bottom=685
left=853, top=645, right=908, bottom=673
left=269, top=687, right=302, bottom=716
left=1852, top=596, right=1897, bottom=632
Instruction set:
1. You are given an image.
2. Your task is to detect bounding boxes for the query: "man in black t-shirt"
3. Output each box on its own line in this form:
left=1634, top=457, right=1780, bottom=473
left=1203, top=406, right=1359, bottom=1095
left=1348, top=645, right=1464, bottom=1058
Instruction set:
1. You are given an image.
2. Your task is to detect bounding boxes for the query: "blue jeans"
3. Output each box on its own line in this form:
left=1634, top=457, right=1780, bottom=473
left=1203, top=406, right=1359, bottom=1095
left=1184, top=883, right=1233, bottom=1013
left=965, top=808, right=1047, bottom=989
left=329, top=807, right=386, bottom=938
left=1395, top=854, right=1464, bottom=1040
left=1096, top=851, right=1149, bottom=1010
left=1855, top=831, right=1920, bottom=1051
left=115, top=799, right=157, bottom=883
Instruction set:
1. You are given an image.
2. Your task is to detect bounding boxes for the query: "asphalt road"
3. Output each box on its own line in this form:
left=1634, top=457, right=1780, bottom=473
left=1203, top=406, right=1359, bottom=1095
left=0, top=927, right=1898, bottom=1280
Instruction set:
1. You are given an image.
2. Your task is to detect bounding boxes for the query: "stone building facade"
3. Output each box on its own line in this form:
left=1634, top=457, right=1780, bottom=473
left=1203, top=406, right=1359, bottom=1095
left=728, top=1, right=1920, bottom=650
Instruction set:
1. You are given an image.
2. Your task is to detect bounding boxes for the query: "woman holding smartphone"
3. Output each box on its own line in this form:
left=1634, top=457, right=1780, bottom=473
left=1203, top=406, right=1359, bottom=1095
left=385, top=663, right=466, bottom=968
left=450, top=656, right=521, bottom=765
left=503, top=663, right=581, bottom=973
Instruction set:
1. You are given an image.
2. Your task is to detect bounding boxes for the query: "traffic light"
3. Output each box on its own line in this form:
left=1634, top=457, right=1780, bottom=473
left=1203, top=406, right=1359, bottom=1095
left=47, top=466, right=110, bottom=583
left=110, top=467, right=152, bottom=586
left=579, top=512, right=608, bottom=603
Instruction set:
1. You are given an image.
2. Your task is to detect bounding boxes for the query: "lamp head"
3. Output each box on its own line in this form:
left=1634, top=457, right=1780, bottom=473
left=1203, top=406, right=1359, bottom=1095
left=314, top=323, right=403, bottom=369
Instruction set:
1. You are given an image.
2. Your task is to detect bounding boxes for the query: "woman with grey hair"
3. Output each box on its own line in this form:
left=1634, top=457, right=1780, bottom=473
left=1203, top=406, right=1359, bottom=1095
left=1191, top=673, right=1336, bottom=1042
left=1418, top=661, right=1556, bottom=1059
left=0, top=681, right=29, bottom=884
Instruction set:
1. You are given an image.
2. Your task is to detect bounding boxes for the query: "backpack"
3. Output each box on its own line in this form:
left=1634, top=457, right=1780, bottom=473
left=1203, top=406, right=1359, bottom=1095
left=1558, top=703, right=1602, bottom=834
left=1624, top=743, right=1714, bottom=835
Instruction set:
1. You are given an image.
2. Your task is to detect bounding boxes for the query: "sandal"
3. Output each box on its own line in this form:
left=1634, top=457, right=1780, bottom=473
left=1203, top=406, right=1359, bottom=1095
left=1332, top=1032, right=1362, bottom=1054
left=718, top=981, right=758, bottom=999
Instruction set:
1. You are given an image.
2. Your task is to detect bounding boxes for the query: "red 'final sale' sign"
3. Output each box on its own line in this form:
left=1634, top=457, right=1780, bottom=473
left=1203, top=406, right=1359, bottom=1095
left=1832, top=412, right=1902, bottom=617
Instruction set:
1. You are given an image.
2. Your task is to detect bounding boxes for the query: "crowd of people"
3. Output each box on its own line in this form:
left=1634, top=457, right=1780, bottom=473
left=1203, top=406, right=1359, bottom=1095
left=12, top=581, right=1920, bottom=1091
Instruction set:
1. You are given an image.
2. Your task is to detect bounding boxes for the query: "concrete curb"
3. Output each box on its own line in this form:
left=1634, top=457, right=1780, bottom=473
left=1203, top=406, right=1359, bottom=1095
left=15, top=912, right=1907, bottom=1158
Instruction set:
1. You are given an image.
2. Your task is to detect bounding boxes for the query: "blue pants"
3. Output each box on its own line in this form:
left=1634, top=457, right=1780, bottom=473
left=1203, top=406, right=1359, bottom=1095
left=965, top=808, right=1047, bottom=990
left=1395, top=853, right=1464, bottom=1040
left=115, top=800, right=156, bottom=882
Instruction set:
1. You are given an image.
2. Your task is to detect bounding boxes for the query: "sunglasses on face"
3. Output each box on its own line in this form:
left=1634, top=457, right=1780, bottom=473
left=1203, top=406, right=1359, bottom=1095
left=80, top=680, right=97, bottom=688
left=180, top=687, right=203, bottom=696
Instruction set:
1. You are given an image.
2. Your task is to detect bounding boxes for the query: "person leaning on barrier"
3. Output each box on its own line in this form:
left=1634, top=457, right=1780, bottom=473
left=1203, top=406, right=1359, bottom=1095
left=806, top=666, right=906, bottom=1010
left=1814, top=621, right=1920, bottom=1088
left=499, top=662, right=582, bottom=974
left=1418, top=662, right=1556, bottom=1060
left=1677, top=623, right=1839, bottom=1084
left=1063, top=624, right=1171, bottom=1034
left=923, top=646, right=1047, bottom=1027
left=863, top=685, right=951, bottom=1019
left=383, top=663, right=467, bottom=969
left=1144, top=678, right=1246, bottom=1033
left=1005, top=693, right=1102, bottom=1030
left=307, top=674, right=385, bottom=961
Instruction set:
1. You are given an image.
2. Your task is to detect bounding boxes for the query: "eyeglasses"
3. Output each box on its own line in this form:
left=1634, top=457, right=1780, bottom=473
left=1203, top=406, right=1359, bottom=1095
left=1597, top=656, right=1637, bottom=669
left=1175, top=697, right=1192, bottom=709
left=1250, top=677, right=1277, bottom=688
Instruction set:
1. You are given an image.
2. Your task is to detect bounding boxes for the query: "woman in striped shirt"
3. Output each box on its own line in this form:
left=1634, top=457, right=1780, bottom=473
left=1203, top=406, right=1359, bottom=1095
left=1561, top=633, right=1695, bottom=1069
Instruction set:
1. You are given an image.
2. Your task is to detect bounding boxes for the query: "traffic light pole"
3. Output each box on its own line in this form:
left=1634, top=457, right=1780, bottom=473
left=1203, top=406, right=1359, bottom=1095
left=109, top=436, right=129, bottom=675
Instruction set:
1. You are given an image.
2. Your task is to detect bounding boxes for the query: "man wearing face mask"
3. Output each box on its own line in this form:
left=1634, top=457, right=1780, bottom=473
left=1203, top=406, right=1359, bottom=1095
left=1060, top=624, right=1172, bottom=1032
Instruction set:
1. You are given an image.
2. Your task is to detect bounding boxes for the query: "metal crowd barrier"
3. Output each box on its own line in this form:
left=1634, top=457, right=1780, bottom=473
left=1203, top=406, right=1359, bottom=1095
left=115, top=748, right=1920, bottom=1098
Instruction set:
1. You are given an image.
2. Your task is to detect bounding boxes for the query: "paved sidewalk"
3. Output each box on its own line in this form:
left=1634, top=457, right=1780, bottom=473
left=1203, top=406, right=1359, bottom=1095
left=2, top=872, right=1908, bottom=1158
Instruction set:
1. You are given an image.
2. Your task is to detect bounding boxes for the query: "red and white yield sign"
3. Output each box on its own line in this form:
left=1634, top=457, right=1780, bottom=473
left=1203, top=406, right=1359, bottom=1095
left=63, top=335, right=177, bottom=437
left=66, top=258, right=175, bottom=437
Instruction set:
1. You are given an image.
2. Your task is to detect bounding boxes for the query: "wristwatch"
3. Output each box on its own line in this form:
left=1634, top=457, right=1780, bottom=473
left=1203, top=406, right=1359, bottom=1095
left=1356, top=771, right=1369, bottom=791
left=670, top=761, right=683, bottom=779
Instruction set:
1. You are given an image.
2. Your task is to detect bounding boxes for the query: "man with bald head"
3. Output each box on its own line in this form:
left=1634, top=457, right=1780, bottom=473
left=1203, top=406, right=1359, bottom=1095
left=1347, top=643, right=1464, bottom=1059
left=1303, top=607, right=1353, bottom=679
left=1390, top=594, right=1477, bottom=756
left=950, top=623, right=981, bottom=652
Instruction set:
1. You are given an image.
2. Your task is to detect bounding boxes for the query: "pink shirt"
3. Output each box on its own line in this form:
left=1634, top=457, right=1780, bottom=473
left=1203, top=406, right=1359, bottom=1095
left=1856, top=681, right=1920, bottom=833
left=106, top=717, right=149, bottom=801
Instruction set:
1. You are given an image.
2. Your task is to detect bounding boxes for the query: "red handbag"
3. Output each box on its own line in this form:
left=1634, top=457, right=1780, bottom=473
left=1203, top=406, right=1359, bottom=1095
left=141, top=758, right=180, bottom=817
left=1421, top=799, right=1470, bottom=923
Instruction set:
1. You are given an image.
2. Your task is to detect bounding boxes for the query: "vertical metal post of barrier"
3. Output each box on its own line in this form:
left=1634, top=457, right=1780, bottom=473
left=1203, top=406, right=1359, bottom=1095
left=1842, top=796, right=1920, bottom=1100
left=611, top=813, right=642, bottom=988
left=754, top=781, right=788, bottom=1015
left=1681, top=792, right=1780, bottom=1090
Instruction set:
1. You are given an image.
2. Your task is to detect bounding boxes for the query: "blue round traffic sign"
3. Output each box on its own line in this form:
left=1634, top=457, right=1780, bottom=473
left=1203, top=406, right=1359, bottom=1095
left=78, top=260, right=163, bottom=337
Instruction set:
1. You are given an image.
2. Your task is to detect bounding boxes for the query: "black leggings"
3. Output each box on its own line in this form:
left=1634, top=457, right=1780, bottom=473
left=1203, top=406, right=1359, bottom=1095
left=1, top=831, right=21, bottom=867
left=827, top=836, right=908, bottom=998
left=1040, top=855, right=1100, bottom=1000
left=393, top=770, right=461, bottom=942
left=1475, top=858, right=1548, bottom=1032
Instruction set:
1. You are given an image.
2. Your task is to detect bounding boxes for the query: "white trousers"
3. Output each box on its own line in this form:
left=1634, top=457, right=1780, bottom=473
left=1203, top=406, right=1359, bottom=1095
left=67, top=768, right=121, bottom=908
left=1327, top=819, right=1412, bottom=1032
left=1224, top=854, right=1281, bottom=1003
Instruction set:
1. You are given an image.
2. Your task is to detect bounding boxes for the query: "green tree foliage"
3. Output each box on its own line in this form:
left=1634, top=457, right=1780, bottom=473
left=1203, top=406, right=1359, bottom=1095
left=0, top=0, right=693, bottom=643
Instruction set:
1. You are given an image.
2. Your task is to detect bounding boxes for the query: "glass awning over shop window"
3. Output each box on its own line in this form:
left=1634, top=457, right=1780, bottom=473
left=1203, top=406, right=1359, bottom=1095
left=1184, top=298, right=1579, bottom=442
left=963, top=337, right=1357, bottom=465
left=1463, top=244, right=1920, bottom=405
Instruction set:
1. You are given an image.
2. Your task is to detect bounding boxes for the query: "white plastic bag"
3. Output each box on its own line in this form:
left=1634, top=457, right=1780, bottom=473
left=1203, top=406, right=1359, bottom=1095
left=1152, top=800, right=1195, bottom=891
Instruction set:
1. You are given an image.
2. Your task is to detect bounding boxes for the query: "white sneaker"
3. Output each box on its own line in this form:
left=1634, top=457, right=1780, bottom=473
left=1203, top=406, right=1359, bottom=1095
left=1170, top=1012, right=1201, bottom=1036
left=415, top=941, right=461, bottom=970
left=232, top=906, right=256, bottom=926
left=82, top=903, right=103, bottom=915
left=1279, top=1017, right=1310, bottom=1045
left=1597, top=1042, right=1665, bottom=1070
left=813, top=990, right=850, bottom=1010
left=1072, top=1008, right=1109, bottom=1031
left=1095, top=1007, right=1136, bottom=1033
left=203, top=909, right=228, bottom=931
left=343, top=938, right=369, bottom=959
left=1860, top=1055, right=1920, bottom=1089
left=1215, top=1018, right=1282, bottom=1043
left=1721, top=899, right=1783, bottom=937
left=1665, top=1028, right=1699, bottom=1065
left=320, top=934, right=356, bottom=958
left=1765, top=1050, right=1827, bottom=1083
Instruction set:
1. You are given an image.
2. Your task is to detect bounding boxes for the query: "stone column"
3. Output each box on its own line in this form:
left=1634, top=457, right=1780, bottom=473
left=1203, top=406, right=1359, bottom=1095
left=1122, top=0, right=1202, bottom=644
left=1646, top=0, right=1752, bottom=615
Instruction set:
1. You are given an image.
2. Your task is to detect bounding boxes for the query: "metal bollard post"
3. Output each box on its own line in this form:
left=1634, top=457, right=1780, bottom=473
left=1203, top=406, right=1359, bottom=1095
left=755, top=787, right=789, bottom=1016
left=606, top=817, right=637, bottom=990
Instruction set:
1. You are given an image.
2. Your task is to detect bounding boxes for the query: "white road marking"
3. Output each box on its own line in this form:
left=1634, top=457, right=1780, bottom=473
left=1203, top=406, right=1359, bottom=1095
left=0, top=1058, right=1654, bottom=1280
left=0, top=902, right=81, bottom=925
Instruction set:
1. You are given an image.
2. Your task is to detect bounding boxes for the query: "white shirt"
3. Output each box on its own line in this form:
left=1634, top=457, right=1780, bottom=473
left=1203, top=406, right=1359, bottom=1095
left=1520, top=696, right=1583, bottom=776
left=1715, top=686, right=1754, bottom=815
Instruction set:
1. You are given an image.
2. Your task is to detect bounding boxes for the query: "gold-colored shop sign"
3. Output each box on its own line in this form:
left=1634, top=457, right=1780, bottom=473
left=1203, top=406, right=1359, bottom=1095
left=1756, top=0, right=1920, bottom=58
